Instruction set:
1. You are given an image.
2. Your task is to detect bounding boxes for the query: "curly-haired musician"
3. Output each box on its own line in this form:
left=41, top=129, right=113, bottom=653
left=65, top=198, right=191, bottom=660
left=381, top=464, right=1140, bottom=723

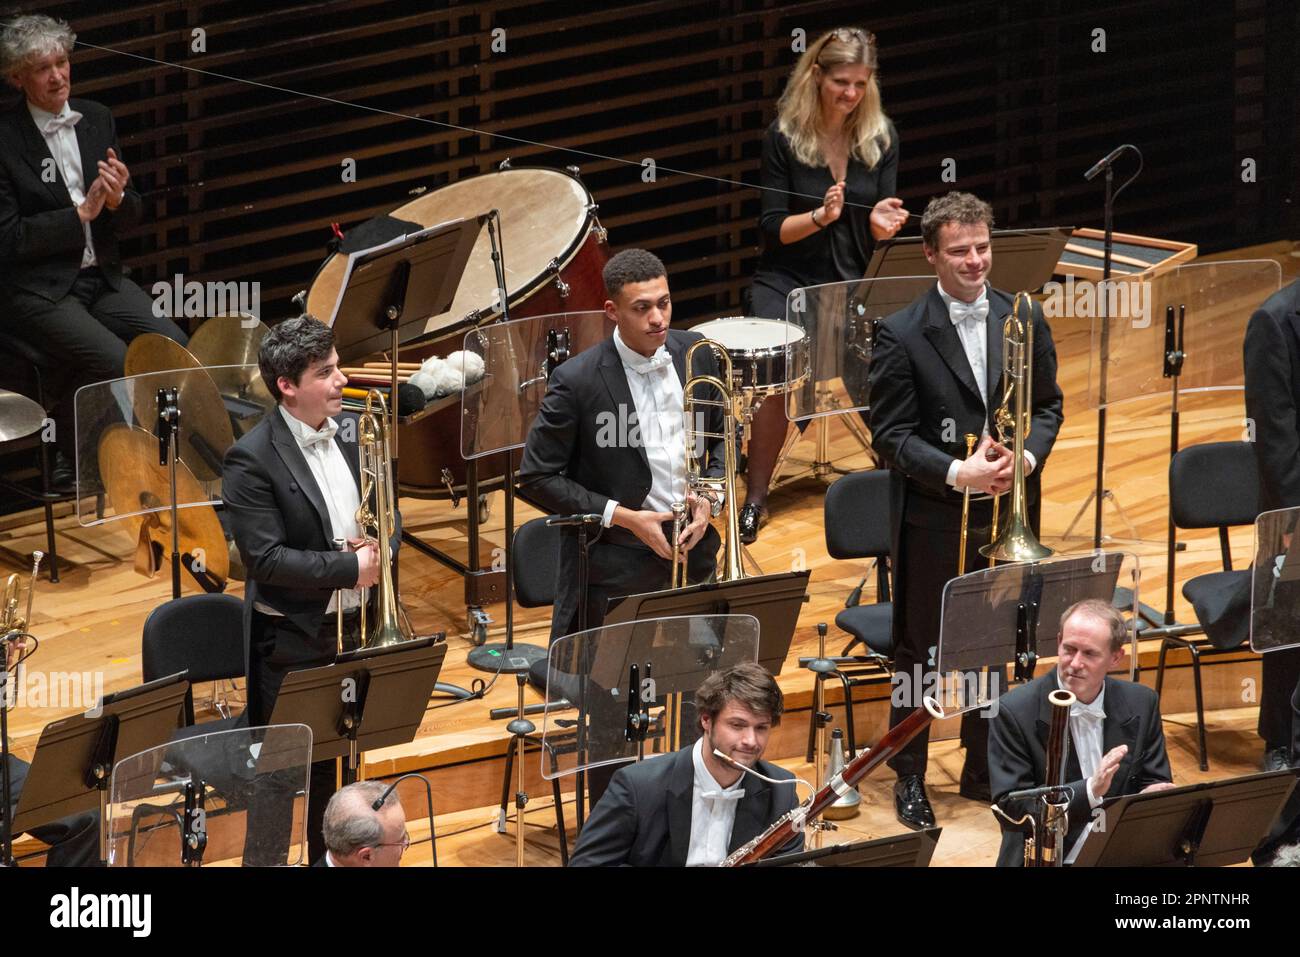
left=0, top=14, right=188, bottom=490
left=222, top=314, right=395, bottom=864
left=867, top=191, right=1064, bottom=830
left=568, top=662, right=802, bottom=866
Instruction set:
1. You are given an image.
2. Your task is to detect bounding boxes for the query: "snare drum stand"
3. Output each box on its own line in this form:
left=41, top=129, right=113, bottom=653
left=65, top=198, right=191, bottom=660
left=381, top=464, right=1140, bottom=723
left=767, top=387, right=880, bottom=493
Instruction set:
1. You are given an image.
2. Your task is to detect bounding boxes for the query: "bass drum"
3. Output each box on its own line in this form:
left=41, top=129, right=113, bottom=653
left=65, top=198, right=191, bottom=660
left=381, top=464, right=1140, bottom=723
left=304, top=167, right=609, bottom=497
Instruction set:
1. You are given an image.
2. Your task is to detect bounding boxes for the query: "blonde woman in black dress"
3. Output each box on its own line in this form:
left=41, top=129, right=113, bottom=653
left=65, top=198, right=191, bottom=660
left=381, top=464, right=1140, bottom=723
left=741, top=28, right=908, bottom=542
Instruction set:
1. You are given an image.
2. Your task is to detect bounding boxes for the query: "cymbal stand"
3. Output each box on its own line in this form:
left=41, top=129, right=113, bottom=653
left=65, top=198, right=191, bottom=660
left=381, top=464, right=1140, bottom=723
left=156, top=388, right=182, bottom=599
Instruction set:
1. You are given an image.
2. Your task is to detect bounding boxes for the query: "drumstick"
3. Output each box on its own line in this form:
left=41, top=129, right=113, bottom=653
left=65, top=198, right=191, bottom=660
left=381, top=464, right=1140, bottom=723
left=361, top=361, right=423, bottom=370
left=340, top=367, right=413, bottom=380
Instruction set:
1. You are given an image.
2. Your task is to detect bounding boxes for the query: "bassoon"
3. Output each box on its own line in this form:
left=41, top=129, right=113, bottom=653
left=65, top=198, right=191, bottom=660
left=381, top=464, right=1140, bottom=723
left=721, top=697, right=966, bottom=866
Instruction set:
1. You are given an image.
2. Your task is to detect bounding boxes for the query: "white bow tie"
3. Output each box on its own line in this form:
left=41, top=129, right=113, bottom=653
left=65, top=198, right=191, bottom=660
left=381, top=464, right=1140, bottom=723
left=42, top=110, right=82, bottom=135
left=629, top=352, right=673, bottom=375
left=296, top=420, right=338, bottom=451
left=699, top=786, right=746, bottom=801
left=948, top=299, right=989, bottom=325
left=1070, top=700, right=1105, bottom=722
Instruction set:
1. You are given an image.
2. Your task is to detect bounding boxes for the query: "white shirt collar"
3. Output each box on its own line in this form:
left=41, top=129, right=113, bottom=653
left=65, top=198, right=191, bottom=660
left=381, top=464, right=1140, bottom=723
left=28, top=100, right=77, bottom=130
left=279, top=404, right=338, bottom=447
left=613, top=327, right=673, bottom=374
left=935, top=280, right=989, bottom=310
left=692, top=737, right=745, bottom=800
left=1070, top=682, right=1107, bottom=721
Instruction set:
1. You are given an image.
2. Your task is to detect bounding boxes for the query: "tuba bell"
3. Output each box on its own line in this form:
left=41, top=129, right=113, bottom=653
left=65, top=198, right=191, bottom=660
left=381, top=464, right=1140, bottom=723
left=355, top=390, right=414, bottom=649
left=670, top=338, right=744, bottom=587
left=980, top=292, right=1053, bottom=563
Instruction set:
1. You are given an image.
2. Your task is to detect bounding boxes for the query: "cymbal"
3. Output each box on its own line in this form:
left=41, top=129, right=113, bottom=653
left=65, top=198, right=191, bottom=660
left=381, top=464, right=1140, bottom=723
left=0, top=390, right=46, bottom=443
left=188, top=315, right=276, bottom=408
left=97, top=424, right=229, bottom=583
left=122, top=334, right=236, bottom=483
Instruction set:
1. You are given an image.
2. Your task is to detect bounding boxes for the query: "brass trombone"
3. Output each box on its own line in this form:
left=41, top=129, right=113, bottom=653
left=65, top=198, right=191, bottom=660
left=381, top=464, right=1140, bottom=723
left=355, top=389, right=415, bottom=649
left=978, top=293, right=1053, bottom=564
left=669, top=339, right=744, bottom=587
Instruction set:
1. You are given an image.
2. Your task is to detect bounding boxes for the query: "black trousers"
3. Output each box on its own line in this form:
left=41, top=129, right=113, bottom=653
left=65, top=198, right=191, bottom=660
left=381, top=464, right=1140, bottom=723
left=888, top=499, right=1002, bottom=780
left=3, top=754, right=101, bottom=866
left=1, top=269, right=188, bottom=456
left=244, top=608, right=360, bottom=866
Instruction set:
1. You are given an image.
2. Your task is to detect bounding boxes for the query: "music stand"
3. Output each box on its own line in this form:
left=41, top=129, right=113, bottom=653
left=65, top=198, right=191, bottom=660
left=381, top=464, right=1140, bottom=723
left=937, top=552, right=1138, bottom=682
left=459, top=310, right=611, bottom=674
left=1250, top=505, right=1300, bottom=653
left=1071, top=769, right=1298, bottom=867
left=266, top=636, right=448, bottom=784
left=753, top=828, right=941, bottom=867
left=601, top=570, right=809, bottom=675
left=12, top=673, right=190, bottom=863
left=106, top=723, right=313, bottom=866
left=865, top=227, right=1072, bottom=293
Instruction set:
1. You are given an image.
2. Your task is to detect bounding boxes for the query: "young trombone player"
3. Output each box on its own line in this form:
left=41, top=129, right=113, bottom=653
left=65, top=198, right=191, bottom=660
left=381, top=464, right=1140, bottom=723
left=866, top=191, right=1064, bottom=829
left=222, top=314, right=397, bottom=864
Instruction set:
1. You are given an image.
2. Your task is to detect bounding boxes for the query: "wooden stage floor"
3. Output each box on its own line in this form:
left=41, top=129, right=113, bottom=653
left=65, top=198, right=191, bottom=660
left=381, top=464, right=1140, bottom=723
left=4, top=241, right=1297, bottom=866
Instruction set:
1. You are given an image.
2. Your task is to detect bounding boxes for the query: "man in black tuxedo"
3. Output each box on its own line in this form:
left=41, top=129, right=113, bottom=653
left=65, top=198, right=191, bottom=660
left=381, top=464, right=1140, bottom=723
left=989, top=599, right=1173, bottom=866
left=569, top=662, right=801, bottom=866
left=1242, top=278, right=1300, bottom=774
left=519, top=248, right=724, bottom=640
left=0, top=15, right=187, bottom=486
left=222, top=315, right=387, bottom=864
left=867, top=191, right=1064, bottom=829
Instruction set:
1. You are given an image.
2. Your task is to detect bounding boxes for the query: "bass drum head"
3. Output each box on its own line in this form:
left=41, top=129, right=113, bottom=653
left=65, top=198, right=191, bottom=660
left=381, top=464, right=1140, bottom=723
left=304, top=168, right=593, bottom=342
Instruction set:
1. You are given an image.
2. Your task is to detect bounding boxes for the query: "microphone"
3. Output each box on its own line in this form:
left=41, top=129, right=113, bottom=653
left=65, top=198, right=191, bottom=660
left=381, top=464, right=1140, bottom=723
left=1083, top=144, right=1136, bottom=181
left=712, top=749, right=810, bottom=792
left=545, top=514, right=604, bottom=526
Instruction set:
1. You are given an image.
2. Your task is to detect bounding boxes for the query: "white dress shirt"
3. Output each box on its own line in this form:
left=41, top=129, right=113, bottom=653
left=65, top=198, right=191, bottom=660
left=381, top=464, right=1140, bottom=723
left=1065, top=683, right=1107, bottom=864
left=600, top=329, right=687, bottom=527
left=256, top=407, right=362, bottom=615
left=28, top=101, right=96, bottom=268
left=939, top=282, right=1037, bottom=490
left=685, top=738, right=745, bottom=866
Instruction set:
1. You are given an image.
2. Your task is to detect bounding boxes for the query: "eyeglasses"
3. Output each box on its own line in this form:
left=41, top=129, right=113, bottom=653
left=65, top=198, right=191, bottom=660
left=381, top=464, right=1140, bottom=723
left=370, top=830, right=411, bottom=855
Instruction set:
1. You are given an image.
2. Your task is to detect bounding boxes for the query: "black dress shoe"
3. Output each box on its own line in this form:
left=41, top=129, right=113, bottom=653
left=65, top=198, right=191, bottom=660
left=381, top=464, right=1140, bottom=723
left=1263, top=745, right=1292, bottom=772
left=49, top=451, right=75, bottom=495
left=894, top=774, right=936, bottom=830
left=738, top=503, right=767, bottom=544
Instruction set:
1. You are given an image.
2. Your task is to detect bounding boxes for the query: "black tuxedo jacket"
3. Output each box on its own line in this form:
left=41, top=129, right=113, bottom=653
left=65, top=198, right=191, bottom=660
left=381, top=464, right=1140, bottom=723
left=1243, top=279, right=1300, bottom=512
left=517, top=329, right=725, bottom=634
left=567, top=746, right=802, bottom=866
left=867, top=284, right=1064, bottom=529
left=222, top=408, right=400, bottom=695
left=988, top=671, right=1172, bottom=867
left=0, top=98, right=142, bottom=301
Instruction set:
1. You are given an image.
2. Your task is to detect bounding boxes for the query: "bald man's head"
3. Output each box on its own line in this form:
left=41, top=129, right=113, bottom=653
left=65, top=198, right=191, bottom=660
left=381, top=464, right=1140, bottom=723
left=322, top=781, right=407, bottom=867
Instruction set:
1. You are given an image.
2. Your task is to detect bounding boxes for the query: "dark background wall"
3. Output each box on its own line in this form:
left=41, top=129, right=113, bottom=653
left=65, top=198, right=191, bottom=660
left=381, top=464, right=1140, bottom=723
left=2, top=0, right=1296, bottom=327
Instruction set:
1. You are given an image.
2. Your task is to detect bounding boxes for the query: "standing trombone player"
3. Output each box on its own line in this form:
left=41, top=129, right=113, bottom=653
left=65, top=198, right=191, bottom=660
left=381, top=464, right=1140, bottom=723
left=867, top=192, right=1063, bottom=830
left=223, top=314, right=399, bottom=864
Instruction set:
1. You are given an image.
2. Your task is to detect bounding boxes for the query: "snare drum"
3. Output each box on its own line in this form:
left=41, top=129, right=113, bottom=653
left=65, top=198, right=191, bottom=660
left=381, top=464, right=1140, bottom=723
left=689, top=317, right=809, bottom=394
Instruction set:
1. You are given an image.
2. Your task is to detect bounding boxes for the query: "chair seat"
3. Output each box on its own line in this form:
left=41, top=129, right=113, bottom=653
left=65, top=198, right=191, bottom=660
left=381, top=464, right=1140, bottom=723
left=835, top=602, right=894, bottom=657
left=1182, top=569, right=1251, bottom=651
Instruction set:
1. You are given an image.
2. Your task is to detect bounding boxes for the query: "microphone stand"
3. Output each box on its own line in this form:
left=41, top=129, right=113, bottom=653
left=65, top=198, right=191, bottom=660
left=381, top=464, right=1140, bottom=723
left=1, top=637, right=15, bottom=866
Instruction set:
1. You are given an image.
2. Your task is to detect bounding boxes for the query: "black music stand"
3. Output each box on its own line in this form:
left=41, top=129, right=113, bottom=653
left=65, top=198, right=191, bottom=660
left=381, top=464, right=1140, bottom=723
left=601, top=570, right=810, bottom=675
left=936, top=553, right=1131, bottom=681
left=1070, top=769, right=1298, bottom=867
left=266, top=636, right=448, bottom=784
left=754, top=827, right=941, bottom=867
left=11, top=673, right=190, bottom=863
left=865, top=227, right=1071, bottom=293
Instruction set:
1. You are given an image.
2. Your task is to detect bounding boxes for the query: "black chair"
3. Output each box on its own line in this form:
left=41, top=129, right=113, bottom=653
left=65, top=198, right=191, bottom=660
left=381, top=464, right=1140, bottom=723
left=809, top=470, right=895, bottom=761
left=141, top=593, right=246, bottom=735
left=0, top=329, right=80, bottom=583
left=1151, top=441, right=1260, bottom=771
left=496, top=516, right=572, bottom=863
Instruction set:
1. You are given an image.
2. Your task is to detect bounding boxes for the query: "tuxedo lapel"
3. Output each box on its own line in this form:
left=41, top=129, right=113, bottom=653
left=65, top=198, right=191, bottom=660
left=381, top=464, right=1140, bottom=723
left=985, top=287, right=1008, bottom=422
left=12, top=108, right=74, bottom=208
left=728, top=774, right=774, bottom=853
left=665, top=749, right=695, bottom=866
left=597, top=337, right=651, bottom=475
left=1100, top=678, right=1140, bottom=797
left=332, top=413, right=363, bottom=498
left=921, top=287, right=983, bottom=404
left=269, top=408, right=333, bottom=542
left=75, top=106, right=102, bottom=205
